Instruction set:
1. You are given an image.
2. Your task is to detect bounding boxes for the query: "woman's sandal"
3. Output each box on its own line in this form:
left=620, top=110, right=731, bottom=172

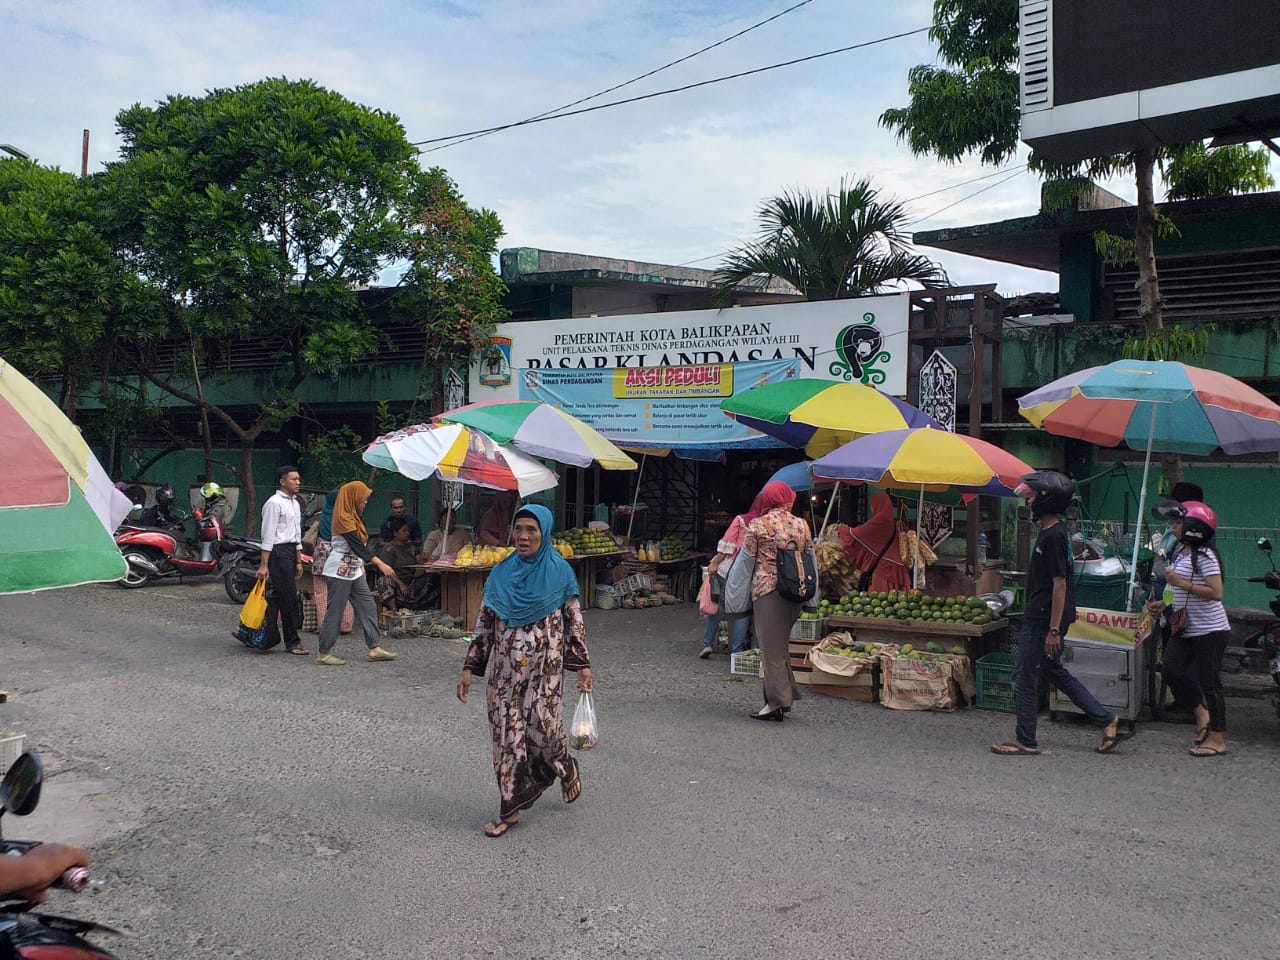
left=483, top=815, right=520, bottom=838
left=316, top=654, right=346, bottom=666
left=561, top=759, right=582, bottom=804
left=1194, top=726, right=1210, bottom=746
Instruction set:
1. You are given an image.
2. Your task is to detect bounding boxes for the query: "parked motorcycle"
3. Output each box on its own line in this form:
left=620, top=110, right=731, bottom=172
left=115, top=493, right=230, bottom=590
left=222, top=499, right=324, bottom=605
left=1244, top=536, right=1280, bottom=717
left=0, top=752, right=121, bottom=959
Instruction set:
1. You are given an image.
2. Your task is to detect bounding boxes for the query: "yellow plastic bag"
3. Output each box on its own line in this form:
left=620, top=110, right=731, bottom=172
left=239, top=579, right=268, bottom=630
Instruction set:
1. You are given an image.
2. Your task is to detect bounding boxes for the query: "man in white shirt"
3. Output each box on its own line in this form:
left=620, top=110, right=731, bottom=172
left=257, top=465, right=307, bottom=654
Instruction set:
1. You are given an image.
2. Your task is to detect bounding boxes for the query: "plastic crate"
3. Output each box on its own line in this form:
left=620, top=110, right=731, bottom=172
left=617, top=573, right=653, bottom=596
left=1074, top=573, right=1128, bottom=610
left=730, top=650, right=764, bottom=678
left=975, top=652, right=1016, bottom=713
left=789, top=617, right=826, bottom=640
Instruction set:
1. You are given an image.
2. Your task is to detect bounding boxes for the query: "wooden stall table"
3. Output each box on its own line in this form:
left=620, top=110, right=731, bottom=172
left=567, top=550, right=626, bottom=606
left=414, top=562, right=496, bottom=632
left=823, top=614, right=1009, bottom=663
left=649, top=553, right=712, bottom=601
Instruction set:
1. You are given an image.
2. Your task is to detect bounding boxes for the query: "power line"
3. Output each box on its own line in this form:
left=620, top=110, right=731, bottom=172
left=412, top=26, right=929, bottom=148
left=906, top=166, right=1028, bottom=226
left=422, top=0, right=818, bottom=154
left=672, top=164, right=1030, bottom=268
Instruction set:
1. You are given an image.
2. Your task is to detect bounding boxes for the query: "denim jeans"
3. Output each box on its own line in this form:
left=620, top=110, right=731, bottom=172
left=1013, top=619, right=1115, bottom=748
left=703, top=613, right=750, bottom=653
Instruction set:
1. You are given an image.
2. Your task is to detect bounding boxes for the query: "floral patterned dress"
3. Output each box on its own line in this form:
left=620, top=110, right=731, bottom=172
left=465, top=595, right=591, bottom=819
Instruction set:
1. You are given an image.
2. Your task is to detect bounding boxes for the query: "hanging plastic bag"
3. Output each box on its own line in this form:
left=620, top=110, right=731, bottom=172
left=239, top=579, right=268, bottom=630
left=698, top=576, right=718, bottom=617
left=569, top=692, right=599, bottom=750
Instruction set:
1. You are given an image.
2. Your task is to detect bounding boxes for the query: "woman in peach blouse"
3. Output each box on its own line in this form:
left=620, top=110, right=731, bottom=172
left=742, top=480, right=812, bottom=722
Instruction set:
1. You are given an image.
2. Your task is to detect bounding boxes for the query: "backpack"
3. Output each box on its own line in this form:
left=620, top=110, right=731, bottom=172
left=776, top=543, right=818, bottom=604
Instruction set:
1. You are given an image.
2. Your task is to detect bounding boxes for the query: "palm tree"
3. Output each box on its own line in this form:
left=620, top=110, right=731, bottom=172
left=713, top=176, right=947, bottom=302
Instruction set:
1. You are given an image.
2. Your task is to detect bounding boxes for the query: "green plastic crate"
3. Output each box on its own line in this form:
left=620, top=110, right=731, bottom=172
left=975, top=652, right=1016, bottom=713
left=1074, top=573, right=1128, bottom=610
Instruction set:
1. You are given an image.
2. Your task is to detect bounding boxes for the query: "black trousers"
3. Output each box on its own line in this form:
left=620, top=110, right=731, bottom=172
left=1163, top=628, right=1229, bottom=732
left=264, top=543, right=302, bottom=650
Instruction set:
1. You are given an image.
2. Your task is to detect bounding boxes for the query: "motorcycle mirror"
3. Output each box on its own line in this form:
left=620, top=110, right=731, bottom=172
left=0, top=752, right=43, bottom=818
left=1259, top=537, right=1273, bottom=554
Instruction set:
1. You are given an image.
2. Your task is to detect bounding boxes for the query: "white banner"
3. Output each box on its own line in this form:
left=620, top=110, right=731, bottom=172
left=470, top=295, right=910, bottom=403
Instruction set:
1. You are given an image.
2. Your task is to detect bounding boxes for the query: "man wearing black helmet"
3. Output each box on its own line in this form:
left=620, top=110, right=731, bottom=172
left=992, top=470, right=1130, bottom=756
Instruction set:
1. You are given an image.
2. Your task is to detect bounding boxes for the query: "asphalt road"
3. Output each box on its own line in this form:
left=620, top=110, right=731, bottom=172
left=3, top=579, right=1278, bottom=959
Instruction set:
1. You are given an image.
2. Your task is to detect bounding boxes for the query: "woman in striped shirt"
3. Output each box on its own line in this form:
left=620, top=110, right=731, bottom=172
left=1146, top=501, right=1230, bottom=757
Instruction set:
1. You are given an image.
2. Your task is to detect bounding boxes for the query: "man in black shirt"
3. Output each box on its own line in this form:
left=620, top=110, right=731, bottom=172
left=991, top=471, right=1129, bottom=756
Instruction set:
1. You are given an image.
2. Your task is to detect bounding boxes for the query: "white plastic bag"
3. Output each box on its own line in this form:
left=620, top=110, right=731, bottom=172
left=570, top=692, right=599, bottom=750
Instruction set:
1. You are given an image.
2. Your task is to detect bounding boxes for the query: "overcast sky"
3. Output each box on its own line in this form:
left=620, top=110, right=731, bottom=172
left=1, top=0, right=1201, bottom=299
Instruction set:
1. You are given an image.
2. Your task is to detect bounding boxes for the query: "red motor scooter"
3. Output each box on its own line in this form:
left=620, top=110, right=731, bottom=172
left=114, top=501, right=227, bottom=589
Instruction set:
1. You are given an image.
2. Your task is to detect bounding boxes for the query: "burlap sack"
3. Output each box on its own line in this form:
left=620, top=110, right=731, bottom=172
left=878, top=653, right=970, bottom=711
left=808, top=633, right=897, bottom=677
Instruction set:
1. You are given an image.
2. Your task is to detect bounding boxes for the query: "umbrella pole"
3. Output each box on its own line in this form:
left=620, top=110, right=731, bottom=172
left=627, top=454, right=647, bottom=542
left=1127, top=405, right=1158, bottom=611
left=914, top=484, right=925, bottom=590
left=438, top=500, right=453, bottom=561
left=817, top=482, right=840, bottom=541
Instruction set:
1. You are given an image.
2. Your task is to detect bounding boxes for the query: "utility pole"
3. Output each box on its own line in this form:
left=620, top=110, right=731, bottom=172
left=81, top=129, right=90, bottom=176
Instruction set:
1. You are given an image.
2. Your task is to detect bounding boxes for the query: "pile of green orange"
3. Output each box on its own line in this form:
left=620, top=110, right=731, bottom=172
left=817, top=590, right=994, bottom=625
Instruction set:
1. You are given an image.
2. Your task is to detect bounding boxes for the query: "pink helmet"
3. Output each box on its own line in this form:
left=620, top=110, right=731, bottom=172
left=1178, top=501, right=1217, bottom=544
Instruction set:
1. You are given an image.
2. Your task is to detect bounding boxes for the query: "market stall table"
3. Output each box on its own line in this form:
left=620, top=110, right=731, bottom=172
left=626, top=553, right=711, bottom=601
left=416, top=550, right=628, bottom=627
left=823, top=614, right=1009, bottom=664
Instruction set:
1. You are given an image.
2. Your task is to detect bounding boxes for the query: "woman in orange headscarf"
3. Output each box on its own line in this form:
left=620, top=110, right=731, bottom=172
left=316, top=481, right=400, bottom=666
left=838, top=492, right=911, bottom=595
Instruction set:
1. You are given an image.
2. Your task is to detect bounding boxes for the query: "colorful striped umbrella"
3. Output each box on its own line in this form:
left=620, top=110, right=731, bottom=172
left=1018, top=359, right=1280, bottom=455
left=721, top=378, right=942, bottom=457
left=434, top=400, right=637, bottom=470
left=812, top=427, right=1032, bottom=587
left=811, top=427, right=1030, bottom=494
left=1020, top=359, right=1280, bottom=606
left=363, top=422, right=558, bottom=497
left=1, top=358, right=132, bottom=593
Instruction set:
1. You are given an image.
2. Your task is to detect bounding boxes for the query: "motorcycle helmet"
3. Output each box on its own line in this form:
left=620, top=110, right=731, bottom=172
left=1014, top=470, right=1074, bottom=517
left=1151, top=498, right=1184, bottom=521
left=155, top=484, right=176, bottom=508
left=1178, top=500, right=1217, bottom=544
left=200, top=481, right=225, bottom=506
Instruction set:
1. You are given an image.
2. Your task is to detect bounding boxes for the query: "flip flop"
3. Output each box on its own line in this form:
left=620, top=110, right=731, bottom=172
left=287, top=647, right=310, bottom=656
left=316, top=654, right=346, bottom=666
left=991, top=742, right=1040, bottom=756
left=367, top=649, right=399, bottom=662
left=1096, top=731, right=1136, bottom=754
left=561, top=758, right=582, bottom=804
left=1193, top=726, right=1210, bottom=746
left=1189, top=745, right=1228, bottom=757
left=483, top=817, right=519, bottom=838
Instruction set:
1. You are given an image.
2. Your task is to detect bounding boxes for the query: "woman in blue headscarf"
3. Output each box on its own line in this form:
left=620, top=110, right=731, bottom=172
left=457, top=503, right=594, bottom=838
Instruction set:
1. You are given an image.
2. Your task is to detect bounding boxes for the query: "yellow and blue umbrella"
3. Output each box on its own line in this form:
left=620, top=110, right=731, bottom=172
left=1, top=358, right=132, bottom=593
left=721, top=378, right=941, bottom=458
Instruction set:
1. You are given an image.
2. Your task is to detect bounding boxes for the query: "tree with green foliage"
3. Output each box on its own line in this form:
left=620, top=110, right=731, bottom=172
left=99, top=77, right=506, bottom=531
left=0, top=159, right=158, bottom=420
left=880, top=0, right=1273, bottom=336
left=713, top=176, right=947, bottom=302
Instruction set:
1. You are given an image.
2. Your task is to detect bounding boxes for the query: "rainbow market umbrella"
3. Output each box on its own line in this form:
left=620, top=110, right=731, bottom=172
left=363, top=421, right=558, bottom=497
left=1020, top=359, right=1280, bottom=606
left=0, top=358, right=132, bottom=593
left=434, top=399, right=637, bottom=471
left=721, top=378, right=942, bottom=458
left=812, top=427, right=1032, bottom=586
